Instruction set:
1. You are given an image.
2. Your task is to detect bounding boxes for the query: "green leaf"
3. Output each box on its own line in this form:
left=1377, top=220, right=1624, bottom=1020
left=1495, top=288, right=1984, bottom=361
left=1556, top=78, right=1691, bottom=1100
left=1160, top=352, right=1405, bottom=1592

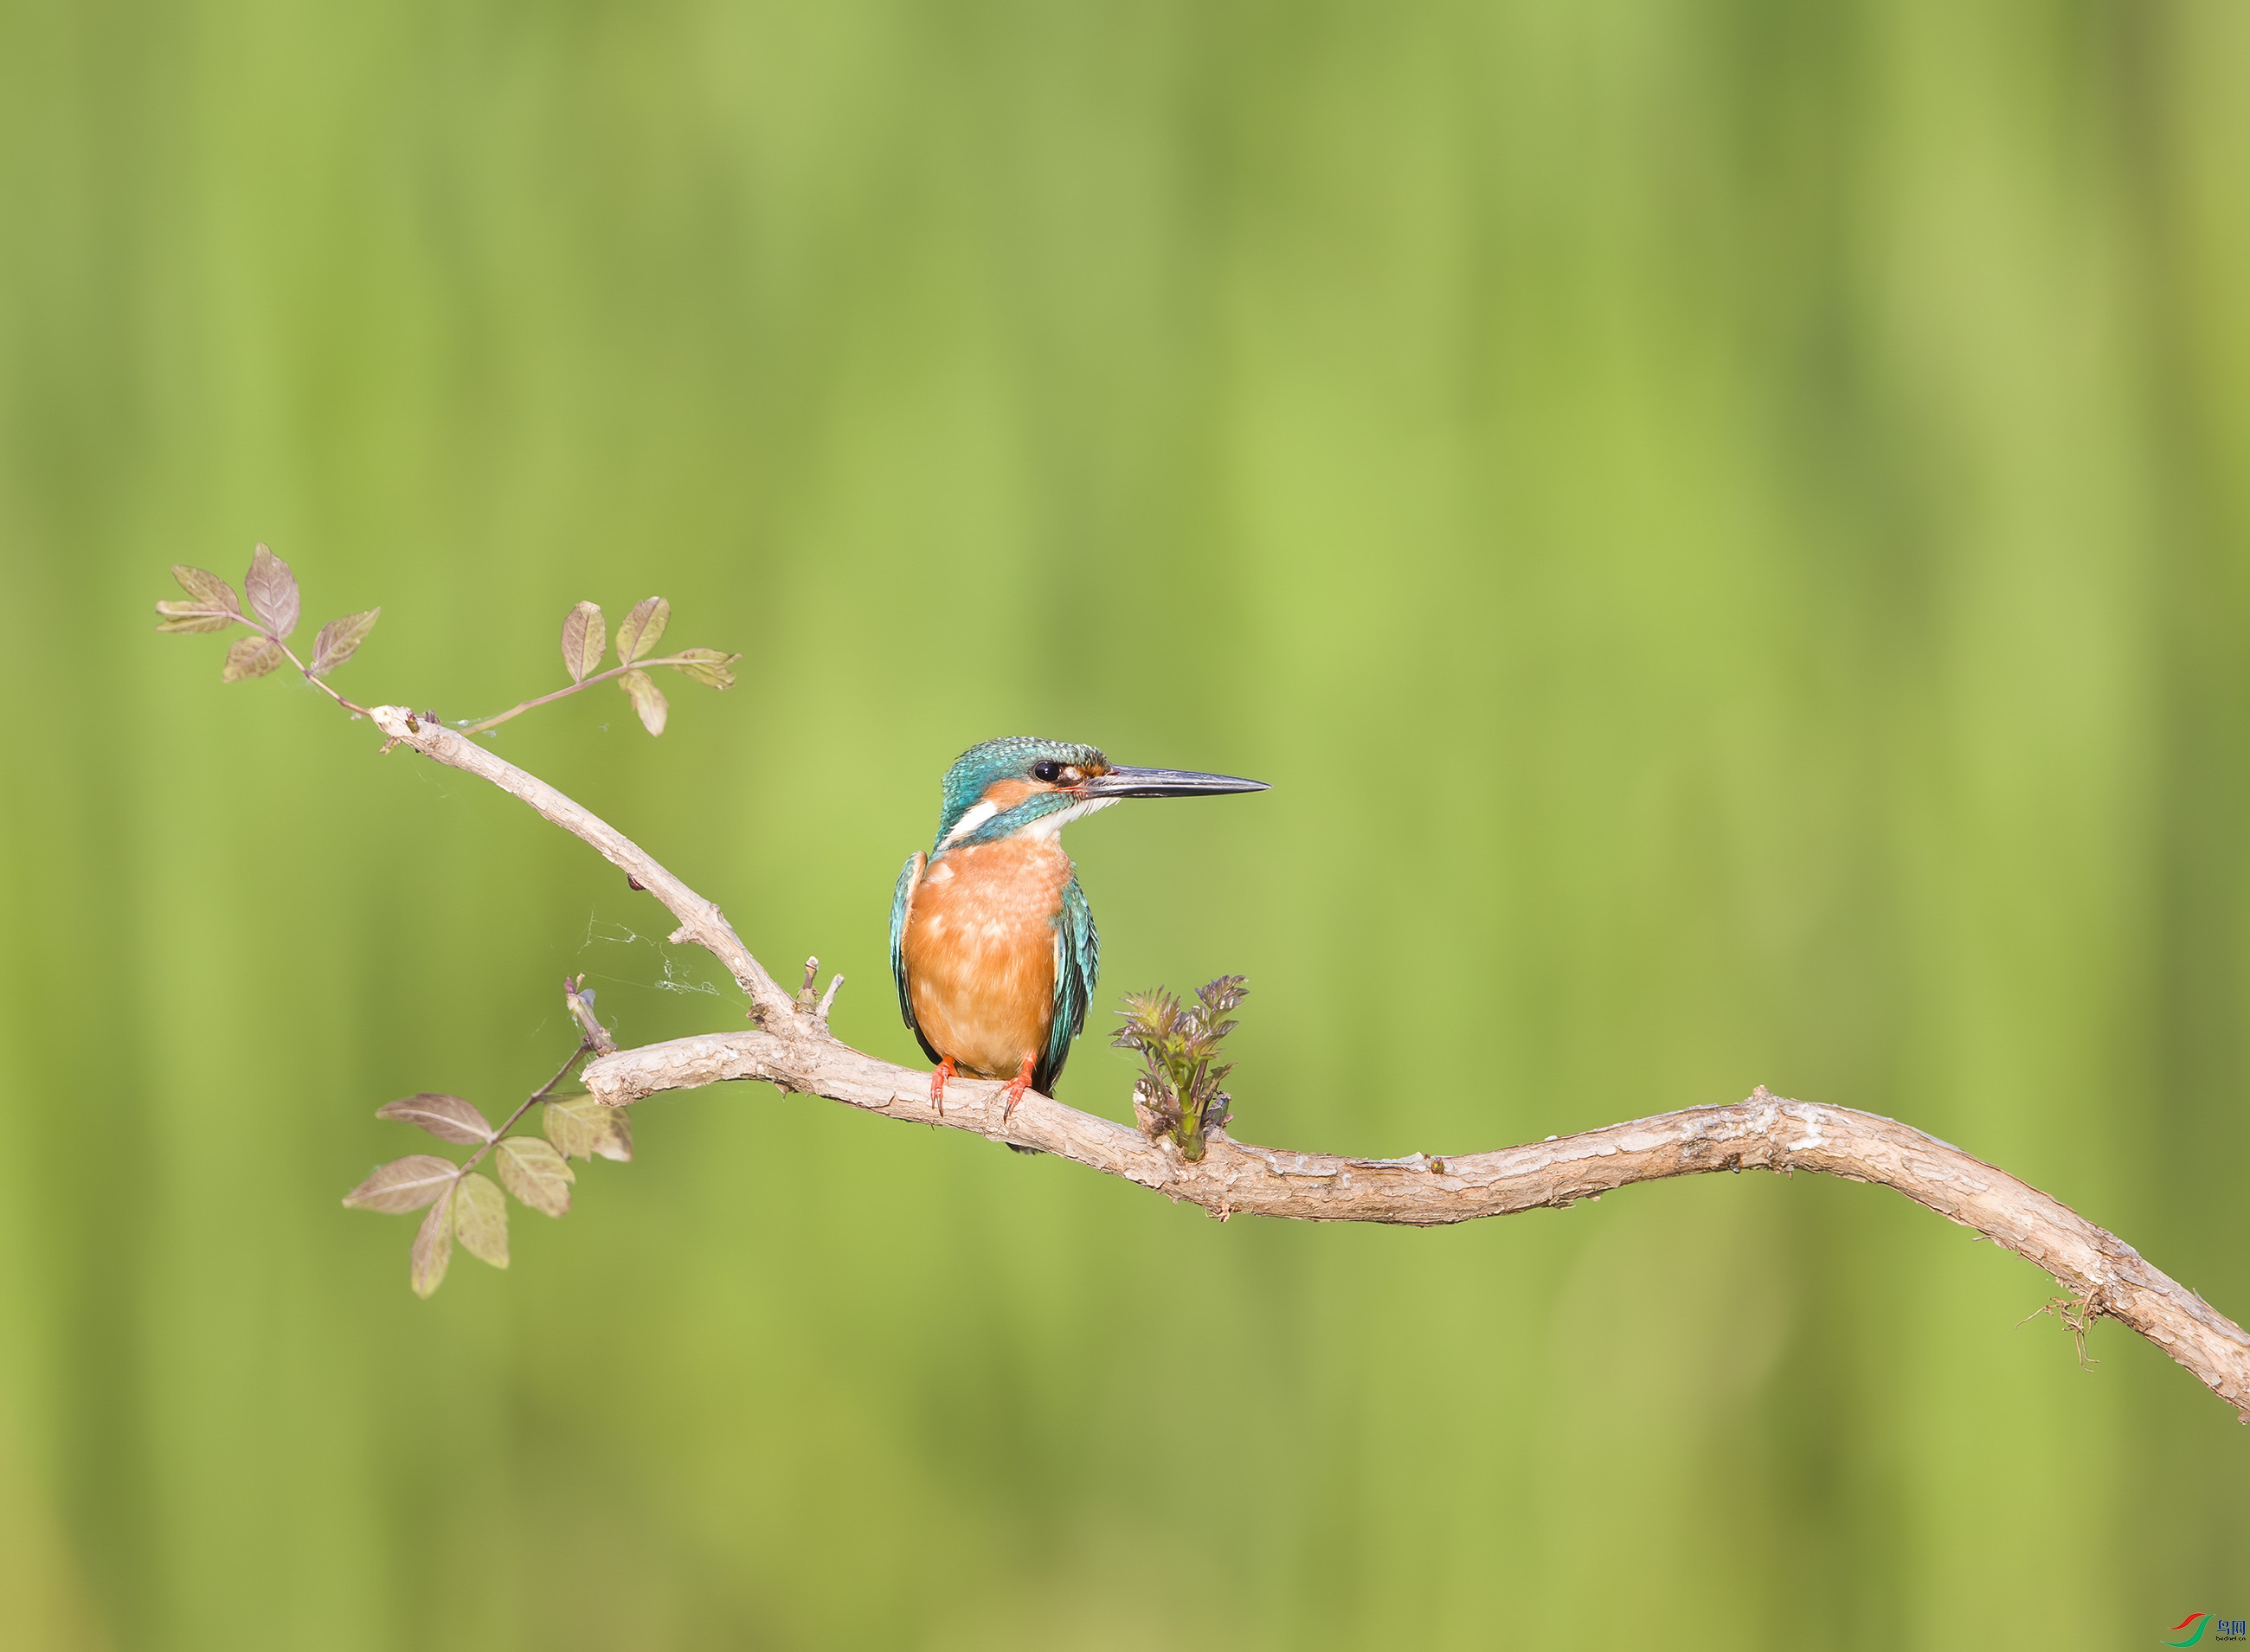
left=155, top=607, right=235, bottom=634
left=452, top=1173, right=509, bottom=1267
left=496, top=1135, right=575, bottom=1217
left=667, top=648, right=739, bottom=690
left=411, top=1186, right=455, bottom=1296
left=220, top=636, right=286, bottom=682
left=560, top=601, right=605, bottom=685
left=310, top=607, right=381, bottom=677
left=244, top=543, right=300, bottom=639
left=614, top=596, right=670, bottom=664
left=619, top=668, right=667, bottom=736
left=172, top=564, right=241, bottom=613
left=344, top=1154, right=460, bottom=1212
left=544, top=1094, right=632, bottom=1161
left=375, top=1093, right=495, bottom=1146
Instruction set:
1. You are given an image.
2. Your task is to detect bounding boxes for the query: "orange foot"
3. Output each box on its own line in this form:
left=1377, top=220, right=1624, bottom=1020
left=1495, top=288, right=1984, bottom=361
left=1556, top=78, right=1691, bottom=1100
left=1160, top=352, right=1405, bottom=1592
left=1000, top=1051, right=1037, bottom=1123
left=929, top=1057, right=955, bottom=1116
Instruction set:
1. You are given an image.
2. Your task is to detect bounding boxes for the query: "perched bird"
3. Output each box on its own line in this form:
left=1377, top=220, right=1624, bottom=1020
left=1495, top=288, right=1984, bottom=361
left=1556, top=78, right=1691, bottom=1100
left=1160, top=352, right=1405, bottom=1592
left=891, top=736, right=1267, bottom=1120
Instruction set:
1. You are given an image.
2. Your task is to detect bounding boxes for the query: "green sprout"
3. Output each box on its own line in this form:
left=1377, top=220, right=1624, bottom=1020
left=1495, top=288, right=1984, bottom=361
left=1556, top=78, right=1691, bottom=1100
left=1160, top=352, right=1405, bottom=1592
left=1113, top=975, right=1247, bottom=1162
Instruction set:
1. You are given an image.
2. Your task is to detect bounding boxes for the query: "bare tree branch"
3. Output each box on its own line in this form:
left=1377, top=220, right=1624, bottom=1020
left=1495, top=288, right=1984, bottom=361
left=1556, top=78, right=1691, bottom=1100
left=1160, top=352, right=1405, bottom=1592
left=370, top=705, right=796, bottom=1025
left=363, top=707, right=2250, bottom=1420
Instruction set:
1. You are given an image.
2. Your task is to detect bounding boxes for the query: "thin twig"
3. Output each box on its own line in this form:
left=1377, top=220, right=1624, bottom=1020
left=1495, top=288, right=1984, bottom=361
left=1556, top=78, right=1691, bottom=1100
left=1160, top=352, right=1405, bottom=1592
left=453, top=654, right=724, bottom=736
left=367, top=705, right=797, bottom=1025
left=565, top=974, right=617, bottom=1054
left=273, top=635, right=373, bottom=718
left=457, top=1028, right=595, bottom=1183
left=361, top=705, right=2250, bottom=1421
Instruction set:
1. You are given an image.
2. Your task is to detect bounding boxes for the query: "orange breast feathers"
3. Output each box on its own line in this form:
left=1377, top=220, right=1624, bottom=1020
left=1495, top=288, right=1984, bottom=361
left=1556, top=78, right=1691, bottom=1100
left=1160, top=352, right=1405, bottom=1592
left=902, top=838, right=1072, bottom=1080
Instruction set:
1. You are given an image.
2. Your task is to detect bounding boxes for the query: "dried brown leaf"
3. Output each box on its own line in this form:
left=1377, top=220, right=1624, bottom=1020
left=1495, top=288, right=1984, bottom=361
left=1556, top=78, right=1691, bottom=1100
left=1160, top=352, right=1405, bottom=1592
left=496, top=1135, right=575, bottom=1217
left=544, top=1094, right=632, bottom=1161
left=155, top=607, right=235, bottom=634
left=220, top=635, right=286, bottom=683
left=411, top=1186, right=455, bottom=1296
left=344, top=1154, right=460, bottom=1212
left=668, top=648, right=739, bottom=691
left=619, top=668, right=668, bottom=736
left=310, top=607, right=380, bottom=677
left=615, top=596, right=670, bottom=664
left=375, top=1093, right=494, bottom=1145
left=452, top=1173, right=509, bottom=1267
left=244, top=543, right=300, bottom=639
left=561, top=601, right=605, bottom=685
left=171, top=565, right=241, bottom=612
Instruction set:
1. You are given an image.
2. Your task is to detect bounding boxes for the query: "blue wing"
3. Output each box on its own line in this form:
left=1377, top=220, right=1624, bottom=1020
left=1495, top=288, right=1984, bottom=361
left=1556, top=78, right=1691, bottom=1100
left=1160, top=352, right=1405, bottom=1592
left=1038, top=875, right=1099, bottom=1095
left=890, top=852, right=941, bottom=1067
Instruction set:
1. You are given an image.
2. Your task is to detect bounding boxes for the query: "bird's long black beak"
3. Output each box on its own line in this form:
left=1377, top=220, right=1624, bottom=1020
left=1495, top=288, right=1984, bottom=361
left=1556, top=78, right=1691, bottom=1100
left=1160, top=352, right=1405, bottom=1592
left=1078, top=765, right=1270, bottom=800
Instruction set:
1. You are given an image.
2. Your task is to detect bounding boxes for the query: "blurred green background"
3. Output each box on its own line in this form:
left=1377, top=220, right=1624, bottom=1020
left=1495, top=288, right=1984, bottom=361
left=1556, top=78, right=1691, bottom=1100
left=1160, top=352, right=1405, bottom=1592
left=3, top=0, right=2247, bottom=1646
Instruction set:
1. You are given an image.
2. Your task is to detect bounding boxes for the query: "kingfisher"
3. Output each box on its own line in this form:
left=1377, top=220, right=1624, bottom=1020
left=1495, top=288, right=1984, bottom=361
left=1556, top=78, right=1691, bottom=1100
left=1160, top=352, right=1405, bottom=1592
left=890, top=736, right=1268, bottom=1120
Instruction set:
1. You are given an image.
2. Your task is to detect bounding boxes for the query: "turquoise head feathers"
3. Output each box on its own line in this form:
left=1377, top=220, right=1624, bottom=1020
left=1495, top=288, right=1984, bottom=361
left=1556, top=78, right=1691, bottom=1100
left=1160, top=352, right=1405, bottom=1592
left=932, top=736, right=1112, bottom=852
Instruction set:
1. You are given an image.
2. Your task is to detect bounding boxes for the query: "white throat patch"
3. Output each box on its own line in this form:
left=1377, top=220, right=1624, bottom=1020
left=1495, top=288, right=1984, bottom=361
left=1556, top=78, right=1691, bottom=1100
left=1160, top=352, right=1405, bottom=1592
left=942, top=794, right=1117, bottom=848
left=1019, top=796, right=1117, bottom=839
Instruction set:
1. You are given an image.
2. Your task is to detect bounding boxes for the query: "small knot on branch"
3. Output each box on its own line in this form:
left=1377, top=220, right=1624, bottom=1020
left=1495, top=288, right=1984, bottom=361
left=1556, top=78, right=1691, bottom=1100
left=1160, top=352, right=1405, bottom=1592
left=789, top=956, right=845, bottom=1032
left=780, top=955, right=847, bottom=1032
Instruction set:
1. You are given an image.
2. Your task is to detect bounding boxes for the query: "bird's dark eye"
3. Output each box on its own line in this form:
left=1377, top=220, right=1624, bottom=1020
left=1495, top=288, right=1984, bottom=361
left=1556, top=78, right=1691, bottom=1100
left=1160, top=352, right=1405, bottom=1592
left=1032, top=761, right=1062, bottom=783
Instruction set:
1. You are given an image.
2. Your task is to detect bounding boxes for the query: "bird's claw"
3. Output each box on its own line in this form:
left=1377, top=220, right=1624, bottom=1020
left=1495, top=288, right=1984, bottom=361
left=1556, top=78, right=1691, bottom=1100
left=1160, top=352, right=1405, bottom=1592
left=929, top=1057, right=955, bottom=1116
left=1000, top=1053, right=1036, bottom=1123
